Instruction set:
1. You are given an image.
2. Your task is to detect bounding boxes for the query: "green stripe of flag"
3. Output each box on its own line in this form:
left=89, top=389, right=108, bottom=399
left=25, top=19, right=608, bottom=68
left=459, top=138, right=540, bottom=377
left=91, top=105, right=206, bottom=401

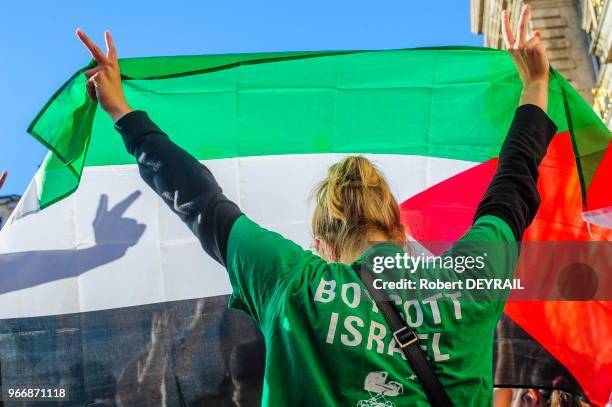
left=28, top=47, right=610, bottom=209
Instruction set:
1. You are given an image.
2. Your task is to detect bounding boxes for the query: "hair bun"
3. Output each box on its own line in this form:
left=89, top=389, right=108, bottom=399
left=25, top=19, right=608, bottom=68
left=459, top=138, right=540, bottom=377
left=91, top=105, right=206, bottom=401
left=311, top=155, right=405, bottom=261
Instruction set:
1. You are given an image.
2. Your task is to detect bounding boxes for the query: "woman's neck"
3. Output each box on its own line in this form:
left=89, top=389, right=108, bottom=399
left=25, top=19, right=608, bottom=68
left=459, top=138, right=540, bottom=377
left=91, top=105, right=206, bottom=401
left=338, top=229, right=393, bottom=264
left=367, top=229, right=391, bottom=243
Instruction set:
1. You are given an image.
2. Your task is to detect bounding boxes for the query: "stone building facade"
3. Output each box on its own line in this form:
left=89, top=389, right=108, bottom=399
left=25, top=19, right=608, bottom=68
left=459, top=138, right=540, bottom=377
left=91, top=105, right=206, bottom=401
left=471, top=0, right=612, bottom=128
left=0, top=195, right=20, bottom=231
left=583, top=0, right=612, bottom=126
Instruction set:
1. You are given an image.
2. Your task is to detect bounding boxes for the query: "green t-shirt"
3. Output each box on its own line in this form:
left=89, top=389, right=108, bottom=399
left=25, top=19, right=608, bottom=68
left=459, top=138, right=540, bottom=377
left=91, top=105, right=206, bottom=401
left=226, top=214, right=517, bottom=406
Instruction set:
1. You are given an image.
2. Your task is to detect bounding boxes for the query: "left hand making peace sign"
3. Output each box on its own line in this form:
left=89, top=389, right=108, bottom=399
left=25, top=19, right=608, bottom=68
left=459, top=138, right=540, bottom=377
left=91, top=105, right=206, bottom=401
left=501, top=4, right=550, bottom=111
left=502, top=4, right=550, bottom=86
left=76, top=29, right=132, bottom=122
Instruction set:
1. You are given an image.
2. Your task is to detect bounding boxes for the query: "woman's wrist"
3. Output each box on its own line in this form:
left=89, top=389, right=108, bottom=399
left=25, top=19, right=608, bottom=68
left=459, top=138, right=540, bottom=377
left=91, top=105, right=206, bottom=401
left=520, top=79, right=549, bottom=112
left=109, top=104, right=133, bottom=123
left=523, top=79, right=548, bottom=92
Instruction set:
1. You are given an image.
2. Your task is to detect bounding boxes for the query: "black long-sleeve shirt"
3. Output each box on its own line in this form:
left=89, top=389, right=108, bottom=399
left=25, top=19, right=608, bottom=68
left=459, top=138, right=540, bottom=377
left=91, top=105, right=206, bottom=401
left=115, top=103, right=557, bottom=263
left=115, top=111, right=242, bottom=266
left=475, top=104, right=557, bottom=240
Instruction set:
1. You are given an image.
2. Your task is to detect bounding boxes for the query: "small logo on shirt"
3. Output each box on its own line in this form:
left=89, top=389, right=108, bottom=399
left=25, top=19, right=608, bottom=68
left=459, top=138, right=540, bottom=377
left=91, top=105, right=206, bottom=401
left=356, top=371, right=403, bottom=406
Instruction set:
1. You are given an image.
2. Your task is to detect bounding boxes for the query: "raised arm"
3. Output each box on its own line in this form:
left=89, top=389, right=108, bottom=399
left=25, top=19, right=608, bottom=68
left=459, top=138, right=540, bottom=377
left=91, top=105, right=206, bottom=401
left=75, top=30, right=313, bottom=327
left=76, top=30, right=242, bottom=265
left=0, top=170, right=7, bottom=190
left=447, top=5, right=558, bottom=294
left=473, top=5, right=557, bottom=241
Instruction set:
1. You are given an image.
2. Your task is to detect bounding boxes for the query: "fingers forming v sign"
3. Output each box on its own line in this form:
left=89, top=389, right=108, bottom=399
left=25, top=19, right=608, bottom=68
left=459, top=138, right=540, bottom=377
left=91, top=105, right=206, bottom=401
left=77, top=30, right=117, bottom=101
left=75, top=29, right=130, bottom=121
left=500, top=4, right=549, bottom=86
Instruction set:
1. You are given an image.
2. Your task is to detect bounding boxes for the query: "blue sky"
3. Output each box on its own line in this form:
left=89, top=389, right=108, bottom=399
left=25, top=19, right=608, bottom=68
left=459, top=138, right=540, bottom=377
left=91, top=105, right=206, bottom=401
left=0, top=0, right=482, bottom=195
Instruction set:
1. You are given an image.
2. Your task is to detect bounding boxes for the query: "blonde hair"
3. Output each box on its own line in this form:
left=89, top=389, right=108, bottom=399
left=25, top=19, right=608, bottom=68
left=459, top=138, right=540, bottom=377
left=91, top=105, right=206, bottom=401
left=311, top=156, right=405, bottom=262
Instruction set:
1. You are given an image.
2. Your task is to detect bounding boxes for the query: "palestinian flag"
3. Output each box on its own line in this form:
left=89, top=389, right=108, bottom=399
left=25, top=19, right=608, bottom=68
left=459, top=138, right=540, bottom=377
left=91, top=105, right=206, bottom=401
left=0, top=47, right=610, bottom=405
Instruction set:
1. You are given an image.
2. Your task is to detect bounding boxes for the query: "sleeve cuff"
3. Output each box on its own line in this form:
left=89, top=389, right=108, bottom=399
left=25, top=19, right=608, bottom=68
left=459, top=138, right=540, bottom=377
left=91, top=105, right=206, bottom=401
left=114, top=110, right=164, bottom=155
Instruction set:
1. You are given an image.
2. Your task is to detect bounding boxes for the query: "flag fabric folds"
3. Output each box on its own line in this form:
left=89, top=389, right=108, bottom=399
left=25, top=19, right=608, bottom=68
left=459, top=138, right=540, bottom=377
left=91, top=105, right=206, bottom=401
left=0, top=47, right=610, bottom=405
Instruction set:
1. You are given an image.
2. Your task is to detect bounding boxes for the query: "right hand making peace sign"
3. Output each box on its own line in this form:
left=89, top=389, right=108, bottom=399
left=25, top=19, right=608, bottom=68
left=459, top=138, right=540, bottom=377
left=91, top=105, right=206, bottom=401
left=76, top=29, right=132, bottom=122
left=502, top=4, right=550, bottom=110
